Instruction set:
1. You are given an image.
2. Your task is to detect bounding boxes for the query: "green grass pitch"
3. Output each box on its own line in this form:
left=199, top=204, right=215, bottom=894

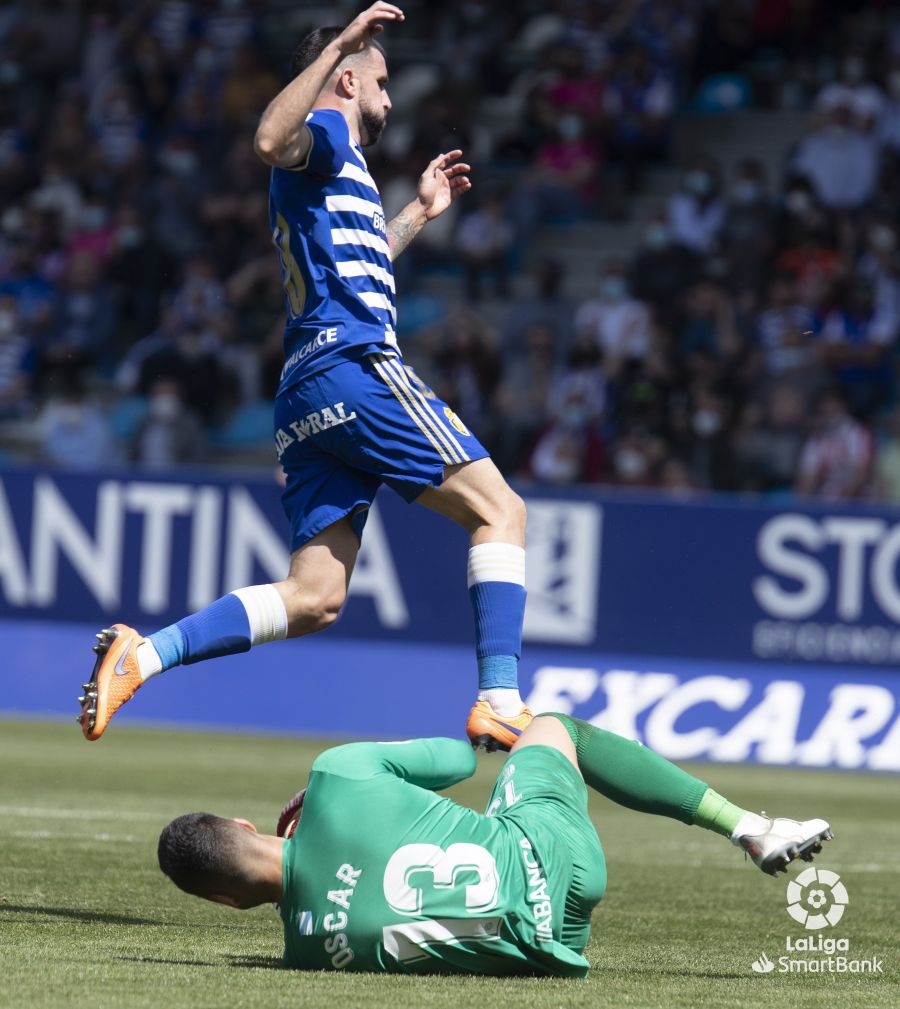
left=1, top=720, right=897, bottom=1009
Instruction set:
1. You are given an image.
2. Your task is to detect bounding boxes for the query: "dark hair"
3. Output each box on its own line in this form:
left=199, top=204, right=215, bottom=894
left=158, top=813, right=246, bottom=897
left=290, top=26, right=385, bottom=77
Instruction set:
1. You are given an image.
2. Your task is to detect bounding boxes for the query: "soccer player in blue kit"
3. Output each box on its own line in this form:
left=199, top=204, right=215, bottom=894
left=77, top=3, right=533, bottom=751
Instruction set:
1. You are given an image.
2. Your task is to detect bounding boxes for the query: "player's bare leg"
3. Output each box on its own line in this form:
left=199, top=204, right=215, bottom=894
left=273, top=513, right=361, bottom=637
left=418, top=457, right=533, bottom=750
left=510, top=714, right=580, bottom=771
left=77, top=516, right=360, bottom=740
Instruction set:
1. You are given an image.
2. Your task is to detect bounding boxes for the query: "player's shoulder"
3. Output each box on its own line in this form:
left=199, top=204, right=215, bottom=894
left=306, top=108, right=351, bottom=144
left=309, top=741, right=385, bottom=779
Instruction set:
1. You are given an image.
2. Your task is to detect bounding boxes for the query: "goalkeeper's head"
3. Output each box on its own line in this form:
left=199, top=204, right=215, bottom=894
left=158, top=813, right=284, bottom=909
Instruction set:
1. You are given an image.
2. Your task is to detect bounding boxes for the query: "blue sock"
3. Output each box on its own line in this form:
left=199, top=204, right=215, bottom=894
left=148, top=594, right=252, bottom=671
left=469, top=580, right=526, bottom=690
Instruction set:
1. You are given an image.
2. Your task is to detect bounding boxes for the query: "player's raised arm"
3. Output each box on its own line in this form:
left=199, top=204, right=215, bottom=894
left=387, top=150, right=472, bottom=259
left=254, top=2, right=405, bottom=168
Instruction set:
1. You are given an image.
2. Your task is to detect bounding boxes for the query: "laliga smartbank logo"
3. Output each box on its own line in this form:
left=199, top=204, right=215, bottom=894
left=750, top=870, right=883, bottom=975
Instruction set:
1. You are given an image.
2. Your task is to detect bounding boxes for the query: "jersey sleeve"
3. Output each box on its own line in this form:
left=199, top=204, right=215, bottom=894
left=299, top=109, right=347, bottom=177
left=310, top=738, right=477, bottom=792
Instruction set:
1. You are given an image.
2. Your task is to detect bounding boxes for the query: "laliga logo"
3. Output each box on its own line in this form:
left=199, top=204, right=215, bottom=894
left=786, top=868, right=849, bottom=930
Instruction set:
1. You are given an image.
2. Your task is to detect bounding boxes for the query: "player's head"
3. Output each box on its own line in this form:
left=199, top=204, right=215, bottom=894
left=292, top=27, right=391, bottom=146
left=157, top=813, right=282, bottom=909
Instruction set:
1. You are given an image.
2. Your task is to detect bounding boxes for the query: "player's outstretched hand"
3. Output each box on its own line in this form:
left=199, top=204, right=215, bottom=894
left=418, top=150, right=472, bottom=221
left=337, top=3, right=405, bottom=57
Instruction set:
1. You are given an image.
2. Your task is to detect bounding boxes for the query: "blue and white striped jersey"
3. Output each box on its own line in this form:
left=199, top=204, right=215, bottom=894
left=269, top=109, right=398, bottom=391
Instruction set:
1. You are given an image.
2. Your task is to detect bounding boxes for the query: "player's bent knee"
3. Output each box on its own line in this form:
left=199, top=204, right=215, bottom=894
left=487, top=487, right=526, bottom=541
left=512, top=715, right=580, bottom=772
left=281, top=586, right=346, bottom=637
left=507, top=491, right=527, bottom=536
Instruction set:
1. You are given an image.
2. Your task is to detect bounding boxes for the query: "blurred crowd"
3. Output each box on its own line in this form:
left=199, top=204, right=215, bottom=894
left=2, top=0, right=900, bottom=503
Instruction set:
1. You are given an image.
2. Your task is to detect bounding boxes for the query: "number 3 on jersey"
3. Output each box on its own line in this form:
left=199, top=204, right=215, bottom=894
left=383, top=843, right=499, bottom=915
left=382, top=843, right=502, bottom=965
left=273, top=211, right=306, bottom=319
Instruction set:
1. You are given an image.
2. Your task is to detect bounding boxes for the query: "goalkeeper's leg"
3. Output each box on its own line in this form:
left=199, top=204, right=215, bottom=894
left=514, top=715, right=832, bottom=875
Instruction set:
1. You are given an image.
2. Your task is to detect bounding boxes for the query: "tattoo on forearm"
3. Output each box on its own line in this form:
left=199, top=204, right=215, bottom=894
left=386, top=206, right=425, bottom=261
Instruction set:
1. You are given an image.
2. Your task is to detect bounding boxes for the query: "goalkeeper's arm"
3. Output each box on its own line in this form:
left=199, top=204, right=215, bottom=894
left=310, top=738, right=477, bottom=791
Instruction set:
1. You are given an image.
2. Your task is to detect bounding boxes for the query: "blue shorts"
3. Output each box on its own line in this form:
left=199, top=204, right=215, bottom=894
left=274, top=353, right=489, bottom=551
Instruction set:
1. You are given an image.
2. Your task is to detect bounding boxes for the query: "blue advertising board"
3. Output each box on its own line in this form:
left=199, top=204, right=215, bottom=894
left=2, top=464, right=900, bottom=666
left=2, top=622, right=897, bottom=772
left=1, top=464, right=898, bottom=770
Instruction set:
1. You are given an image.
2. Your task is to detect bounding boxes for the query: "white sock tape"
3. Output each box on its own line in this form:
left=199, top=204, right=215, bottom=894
left=231, top=584, right=289, bottom=646
left=466, top=543, right=525, bottom=589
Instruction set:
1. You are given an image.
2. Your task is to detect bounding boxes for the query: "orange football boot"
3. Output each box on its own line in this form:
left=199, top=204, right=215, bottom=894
left=466, top=700, right=534, bottom=752
left=78, top=624, right=146, bottom=741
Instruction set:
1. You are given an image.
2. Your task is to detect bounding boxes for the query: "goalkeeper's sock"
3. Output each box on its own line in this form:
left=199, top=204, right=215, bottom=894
left=142, top=585, right=288, bottom=674
left=693, top=789, right=768, bottom=839
left=548, top=714, right=751, bottom=830
left=468, top=543, right=526, bottom=716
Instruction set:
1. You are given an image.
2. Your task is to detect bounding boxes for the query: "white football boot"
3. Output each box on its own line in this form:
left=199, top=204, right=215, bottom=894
left=732, top=815, right=833, bottom=875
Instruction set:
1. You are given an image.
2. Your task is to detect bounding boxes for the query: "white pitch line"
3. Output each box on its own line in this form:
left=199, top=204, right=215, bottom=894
left=0, top=805, right=164, bottom=821
left=12, top=830, right=140, bottom=842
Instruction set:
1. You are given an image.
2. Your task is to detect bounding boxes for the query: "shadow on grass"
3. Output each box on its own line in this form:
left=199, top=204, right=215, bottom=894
left=227, top=955, right=285, bottom=971
left=0, top=904, right=164, bottom=927
left=117, top=954, right=284, bottom=971
left=119, top=956, right=220, bottom=968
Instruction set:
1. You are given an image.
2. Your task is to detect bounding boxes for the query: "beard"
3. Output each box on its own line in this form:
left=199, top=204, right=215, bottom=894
left=360, top=106, right=386, bottom=146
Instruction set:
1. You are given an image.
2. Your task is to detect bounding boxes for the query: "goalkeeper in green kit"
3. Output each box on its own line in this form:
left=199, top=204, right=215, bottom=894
left=158, top=716, right=832, bottom=976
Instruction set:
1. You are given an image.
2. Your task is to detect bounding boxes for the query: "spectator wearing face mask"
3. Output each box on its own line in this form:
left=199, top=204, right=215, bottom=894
left=667, top=158, right=725, bottom=253
left=630, top=212, right=701, bottom=325
left=791, top=86, right=878, bottom=210
left=574, top=262, right=651, bottom=379
left=609, top=427, right=663, bottom=489
left=107, top=204, right=174, bottom=342
left=509, top=114, right=602, bottom=244
left=685, top=384, right=734, bottom=490
left=38, top=374, right=119, bottom=469
left=529, top=360, right=606, bottom=485
left=132, top=378, right=207, bottom=468
left=795, top=389, right=873, bottom=499
left=816, top=45, right=884, bottom=138
left=721, top=158, right=776, bottom=294
left=137, top=321, right=232, bottom=424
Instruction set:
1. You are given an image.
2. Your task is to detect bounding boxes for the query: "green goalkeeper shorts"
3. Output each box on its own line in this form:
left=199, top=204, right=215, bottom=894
left=485, top=745, right=606, bottom=955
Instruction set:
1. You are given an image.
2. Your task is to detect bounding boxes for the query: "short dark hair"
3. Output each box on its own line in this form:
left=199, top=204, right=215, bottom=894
left=158, top=813, right=247, bottom=897
left=290, top=26, right=385, bottom=77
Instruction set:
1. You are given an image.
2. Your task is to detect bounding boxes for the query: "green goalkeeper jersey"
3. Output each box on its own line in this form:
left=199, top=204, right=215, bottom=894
left=280, top=738, right=593, bottom=977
